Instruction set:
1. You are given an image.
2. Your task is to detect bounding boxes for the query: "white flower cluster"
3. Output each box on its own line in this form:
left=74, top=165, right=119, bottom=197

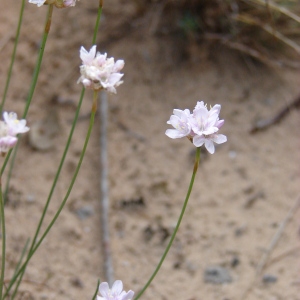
left=0, top=112, right=29, bottom=155
left=166, top=101, right=227, bottom=154
left=28, top=0, right=77, bottom=8
left=78, top=45, right=125, bottom=94
left=97, top=280, right=134, bottom=300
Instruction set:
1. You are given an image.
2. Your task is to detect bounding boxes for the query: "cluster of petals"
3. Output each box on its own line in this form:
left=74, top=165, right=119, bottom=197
left=97, top=280, right=134, bottom=300
left=165, top=101, right=227, bottom=154
left=78, top=45, right=125, bottom=93
left=28, top=0, right=77, bottom=8
left=0, top=112, right=29, bottom=155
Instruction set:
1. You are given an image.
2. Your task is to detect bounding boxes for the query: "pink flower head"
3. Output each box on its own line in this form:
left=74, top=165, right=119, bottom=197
left=165, top=109, right=193, bottom=139
left=97, top=280, right=134, bottom=300
left=78, top=46, right=125, bottom=93
left=166, top=101, right=227, bottom=154
left=0, top=112, right=30, bottom=155
left=3, top=112, right=30, bottom=136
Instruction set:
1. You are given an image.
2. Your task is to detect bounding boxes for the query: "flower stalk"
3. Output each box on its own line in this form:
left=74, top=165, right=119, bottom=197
left=134, top=147, right=201, bottom=300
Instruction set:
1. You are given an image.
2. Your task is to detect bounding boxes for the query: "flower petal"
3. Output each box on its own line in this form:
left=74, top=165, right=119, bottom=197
left=205, top=139, right=215, bottom=154
left=98, top=282, right=110, bottom=297
left=213, top=134, right=227, bottom=144
left=112, top=280, right=123, bottom=296
left=192, top=135, right=205, bottom=147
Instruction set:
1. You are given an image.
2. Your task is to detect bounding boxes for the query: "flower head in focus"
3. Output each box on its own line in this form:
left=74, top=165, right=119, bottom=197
left=97, top=280, right=134, bottom=300
left=78, top=45, right=125, bottom=93
left=28, top=0, right=77, bottom=8
left=0, top=112, right=29, bottom=156
left=165, top=101, right=227, bottom=154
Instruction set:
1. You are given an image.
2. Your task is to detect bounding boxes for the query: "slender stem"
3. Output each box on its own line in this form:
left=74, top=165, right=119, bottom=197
left=0, top=0, right=26, bottom=113
left=23, top=4, right=53, bottom=119
left=134, top=147, right=201, bottom=300
left=92, top=0, right=103, bottom=44
left=0, top=176, right=6, bottom=300
left=3, top=143, right=19, bottom=204
left=3, top=92, right=99, bottom=299
left=0, top=4, right=53, bottom=178
left=92, top=279, right=100, bottom=300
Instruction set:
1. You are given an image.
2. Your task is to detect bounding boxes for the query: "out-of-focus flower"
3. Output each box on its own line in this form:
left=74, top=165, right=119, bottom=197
left=78, top=45, right=125, bottom=93
left=28, top=0, right=77, bottom=8
left=0, top=112, right=29, bottom=155
left=3, top=112, right=30, bottom=136
left=28, top=0, right=46, bottom=6
left=97, top=280, right=134, bottom=300
left=165, top=101, right=227, bottom=154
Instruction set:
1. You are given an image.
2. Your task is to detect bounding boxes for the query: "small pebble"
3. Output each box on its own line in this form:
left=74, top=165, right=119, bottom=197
left=204, top=265, right=232, bottom=284
left=75, top=205, right=94, bottom=220
left=262, top=274, right=277, bottom=283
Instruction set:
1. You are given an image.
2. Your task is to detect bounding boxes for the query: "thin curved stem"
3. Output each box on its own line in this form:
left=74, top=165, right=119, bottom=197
left=0, top=177, right=5, bottom=300
left=92, top=0, right=103, bottom=44
left=0, top=0, right=26, bottom=113
left=134, top=147, right=201, bottom=300
left=0, top=4, right=53, bottom=177
left=23, top=4, right=53, bottom=119
left=3, top=91, right=99, bottom=299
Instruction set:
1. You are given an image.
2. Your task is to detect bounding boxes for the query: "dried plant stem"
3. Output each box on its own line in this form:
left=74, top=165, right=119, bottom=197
left=240, top=194, right=300, bottom=300
left=245, top=0, right=300, bottom=24
left=134, top=147, right=201, bottom=300
left=256, top=195, right=300, bottom=274
left=99, top=91, right=114, bottom=285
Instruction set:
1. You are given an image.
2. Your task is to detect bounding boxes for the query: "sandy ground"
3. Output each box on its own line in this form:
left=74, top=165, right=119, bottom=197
left=0, top=1, right=299, bottom=300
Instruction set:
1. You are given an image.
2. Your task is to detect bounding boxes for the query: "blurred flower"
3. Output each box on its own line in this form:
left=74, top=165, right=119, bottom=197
left=78, top=45, right=125, bottom=93
left=97, top=280, right=134, bottom=300
left=0, top=112, right=29, bottom=155
left=166, top=101, right=227, bottom=154
left=3, top=112, right=30, bottom=136
left=28, top=0, right=46, bottom=6
left=28, top=0, right=77, bottom=8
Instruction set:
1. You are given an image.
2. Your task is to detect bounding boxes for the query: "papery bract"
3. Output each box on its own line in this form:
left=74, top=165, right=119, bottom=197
left=97, top=280, right=134, bottom=300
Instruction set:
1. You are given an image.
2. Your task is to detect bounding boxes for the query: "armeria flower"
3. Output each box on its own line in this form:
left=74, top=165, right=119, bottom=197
left=28, top=0, right=77, bottom=8
left=165, top=109, right=192, bottom=139
left=0, top=112, right=29, bottom=155
left=3, top=112, right=30, bottom=136
left=78, top=45, right=125, bottom=93
left=165, top=101, right=227, bottom=154
left=97, top=280, right=134, bottom=300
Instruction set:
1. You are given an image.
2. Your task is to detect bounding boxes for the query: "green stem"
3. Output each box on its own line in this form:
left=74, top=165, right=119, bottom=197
left=0, top=0, right=25, bottom=113
left=92, top=0, right=103, bottom=44
left=3, top=91, right=99, bottom=299
left=0, top=4, right=53, bottom=177
left=134, top=147, right=201, bottom=300
left=0, top=177, right=6, bottom=300
left=23, top=4, right=53, bottom=119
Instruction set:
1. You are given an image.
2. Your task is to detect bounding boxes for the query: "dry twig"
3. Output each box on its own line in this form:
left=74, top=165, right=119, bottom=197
left=99, top=91, right=114, bottom=285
